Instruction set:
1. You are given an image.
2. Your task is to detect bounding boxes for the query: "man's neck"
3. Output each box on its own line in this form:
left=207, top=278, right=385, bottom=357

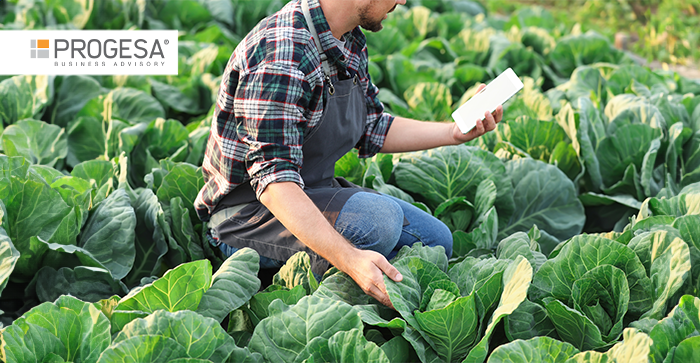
left=317, top=0, right=358, bottom=39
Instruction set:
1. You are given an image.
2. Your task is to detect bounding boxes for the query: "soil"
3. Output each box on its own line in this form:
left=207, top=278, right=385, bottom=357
left=615, top=32, right=700, bottom=80
left=647, top=61, right=700, bottom=80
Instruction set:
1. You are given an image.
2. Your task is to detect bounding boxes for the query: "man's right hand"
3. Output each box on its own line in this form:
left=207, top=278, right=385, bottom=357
left=338, top=248, right=403, bottom=309
left=260, top=182, right=403, bottom=309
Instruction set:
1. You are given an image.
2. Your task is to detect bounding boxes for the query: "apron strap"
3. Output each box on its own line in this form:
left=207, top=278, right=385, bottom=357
left=301, top=0, right=334, bottom=94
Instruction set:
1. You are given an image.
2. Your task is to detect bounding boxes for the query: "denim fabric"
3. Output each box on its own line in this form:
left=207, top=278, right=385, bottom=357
left=213, top=191, right=453, bottom=266
left=335, top=192, right=453, bottom=259
left=208, top=229, right=285, bottom=269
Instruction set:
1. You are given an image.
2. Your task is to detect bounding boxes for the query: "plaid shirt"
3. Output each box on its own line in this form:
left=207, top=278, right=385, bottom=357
left=195, top=0, right=394, bottom=221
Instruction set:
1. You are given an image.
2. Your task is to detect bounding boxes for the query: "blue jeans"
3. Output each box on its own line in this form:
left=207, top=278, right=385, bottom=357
left=217, top=192, right=453, bottom=267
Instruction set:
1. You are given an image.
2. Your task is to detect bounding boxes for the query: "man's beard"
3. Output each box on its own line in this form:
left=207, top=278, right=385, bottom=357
left=358, top=3, right=396, bottom=32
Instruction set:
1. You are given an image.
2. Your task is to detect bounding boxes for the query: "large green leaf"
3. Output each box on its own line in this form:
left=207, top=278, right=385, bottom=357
left=645, top=190, right=700, bottom=217
left=79, top=188, right=136, bottom=280
left=114, top=310, right=235, bottom=362
left=0, top=172, right=73, bottom=280
left=563, top=66, right=607, bottom=107
left=34, top=266, right=127, bottom=303
left=606, top=65, right=669, bottom=97
left=155, top=162, right=204, bottom=223
left=433, top=196, right=475, bottom=233
left=566, top=328, right=653, bottom=363
left=116, top=259, right=212, bottom=313
left=530, top=235, right=652, bottom=316
left=394, top=145, right=514, bottom=226
left=295, top=328, right=390, bottom=363
left=71, top=160, right=114, bottom=190
left=669, top=336, right=700, bottom=362
left=673, top=215, right=700, bottom=251
left=404, top=82, right=453, bottom=122
left=50, top=176, right=93, bottom=228
left=449, top=257, right=509, bottom=298
left=334, top=149, right=368, bottom=186
left=391, top=242, right=449, bottom=273
left=248, top=296, right=363, bottom=363
left=272, top=251, right=319, bottom=295
left=150, top=76, right=212, bottom=115
left=48, top=75, right=105, bottom=128
left=0, top=219, right=20, bottom=296
left=414, top=294, right=479, bottom=363
left=196, top=248, right=261, bottom=323
left=543, top=298, right=609, bottom=351
left=385, top=256, right=451, bottom=329
left=76, top=88, right=165, bottom=125
left=505, top=299, right=558, bottom=341
left=500, top=158, right=585, bottom=241
left=549, top=31, right=624, bottom=77
left=455, top=207, right=498, bottom=251
left=96, top=335, right=190, bottom=363
left=313, top=270, right=376, bottom=306
left=571, top=265, right=629, bottom=342
left=4, top=295, right=111, bottom=363
left=494, top=116, right=568, bottom=162
left=0, top=76, right=51, bottom=126
left=647, top=294, right=700, bottom=362
left=604, top=95, right=666, bottom=135
left=384, top=54, right=440, bottom=99
left=249, top=285, right=307, bottom=326
left=504, top=78, right=554, bottom=121
left=596, top=123, right=662, bottom=189
left=128, top=118, right=189, bottom=188
left=487, top=336, right=579, bottom=363
left=560, top=99, right=606, bottom=190
left=66, top=116, right=107, bottom=168
left=496, top=232, right=547, bottom=272
left=464, top=256, right=533, bottom=363
left=1, top=119, right=67, bottom=167
left=167, top=196, right=205, bottom=261
left=2, top=319, right=68, bottom=363
left=628, top=230, right=692, bottom=319
left=123, top=188, right=171, bottom=287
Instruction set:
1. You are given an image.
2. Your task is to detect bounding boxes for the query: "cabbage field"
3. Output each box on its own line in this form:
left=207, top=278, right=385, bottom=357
left=1, top=0, right=700, bottom=362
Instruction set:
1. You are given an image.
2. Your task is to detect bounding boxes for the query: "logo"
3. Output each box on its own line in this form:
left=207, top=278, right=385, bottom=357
left=2, top=30, right=178, bottom=75
left=31, top=39, right=50, bottom=59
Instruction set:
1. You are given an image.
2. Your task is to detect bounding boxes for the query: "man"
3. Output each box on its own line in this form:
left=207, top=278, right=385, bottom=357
left=194, top=0, right=503, bottom=307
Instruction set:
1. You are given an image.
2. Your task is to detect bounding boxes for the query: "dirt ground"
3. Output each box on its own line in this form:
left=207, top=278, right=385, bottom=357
left=647, top=61, right=700, bottom=80
left=615, top=33, right=700, bottom=80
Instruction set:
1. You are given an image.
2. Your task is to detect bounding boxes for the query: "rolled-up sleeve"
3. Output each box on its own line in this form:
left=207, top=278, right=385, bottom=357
left=356, top=76, right=395, bottom=158
left=235, top=63, right=309, bottom=198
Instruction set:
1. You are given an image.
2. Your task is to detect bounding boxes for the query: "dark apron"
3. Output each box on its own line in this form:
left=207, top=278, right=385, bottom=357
left=209, top=0, right=374, bottom=275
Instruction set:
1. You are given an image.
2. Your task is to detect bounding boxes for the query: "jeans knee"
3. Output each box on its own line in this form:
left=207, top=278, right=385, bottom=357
left=402, top=217, right=453, bottom=258
left=435, top=223, right=453, bottom=258
left=335, top=193, right=404, bottom=257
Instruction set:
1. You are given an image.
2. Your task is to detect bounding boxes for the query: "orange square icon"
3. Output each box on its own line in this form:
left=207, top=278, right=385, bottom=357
left=37, top=39, right=49, bottom=48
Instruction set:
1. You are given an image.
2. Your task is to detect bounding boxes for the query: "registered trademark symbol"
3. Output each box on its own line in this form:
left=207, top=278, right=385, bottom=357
left=164, top=39, right=169, bottom=45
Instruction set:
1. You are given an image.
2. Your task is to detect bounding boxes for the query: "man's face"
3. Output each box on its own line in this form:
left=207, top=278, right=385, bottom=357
left=357, top=0, right=404, bottom=32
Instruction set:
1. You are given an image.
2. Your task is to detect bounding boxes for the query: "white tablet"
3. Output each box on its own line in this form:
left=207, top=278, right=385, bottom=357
left=452, top=68, right=524, bottom=134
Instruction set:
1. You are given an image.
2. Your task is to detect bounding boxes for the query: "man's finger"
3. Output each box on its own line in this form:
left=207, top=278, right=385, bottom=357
left=375, top=256, right=403, bottom=282
left=483, top=111, right=496, bottom=131
left=367, top=283, right=394, bottom=309
left=475, top=119, right=485, bottom=135
left=494, top=105, right=503, bottom=123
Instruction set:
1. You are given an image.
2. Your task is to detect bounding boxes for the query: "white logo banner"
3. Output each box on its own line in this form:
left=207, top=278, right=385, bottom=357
left=0, top=30, right=179, bottom=75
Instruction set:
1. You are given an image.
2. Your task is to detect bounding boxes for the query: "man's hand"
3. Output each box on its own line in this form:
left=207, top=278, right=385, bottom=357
left=452, top=84, right=504, bottom=143
left=339, top=248, right=403, bottom=308
left=260, top=182, right=404, bottom=309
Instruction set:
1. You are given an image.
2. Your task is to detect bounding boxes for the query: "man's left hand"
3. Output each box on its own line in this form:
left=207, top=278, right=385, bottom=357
left=452, top=84, right=504, bottom=143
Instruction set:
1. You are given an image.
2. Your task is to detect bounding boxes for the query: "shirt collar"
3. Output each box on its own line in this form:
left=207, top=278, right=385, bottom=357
left=305, top=0, right=354, bottom=68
